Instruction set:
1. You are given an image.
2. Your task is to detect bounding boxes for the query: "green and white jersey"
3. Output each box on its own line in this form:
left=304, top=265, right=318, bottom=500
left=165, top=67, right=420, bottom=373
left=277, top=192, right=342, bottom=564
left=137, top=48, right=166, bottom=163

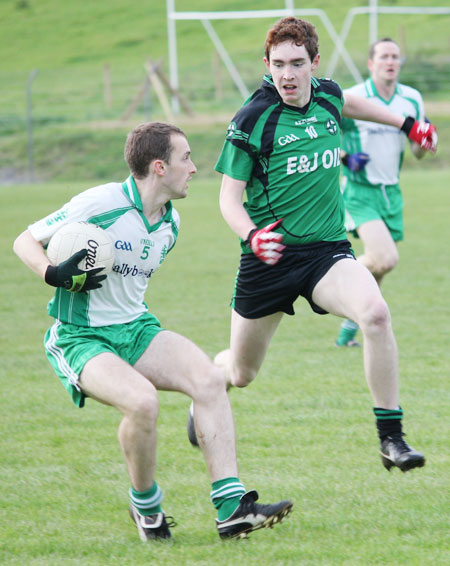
left=342, top=78, right=425, bottom=186
left=215, top=75, right=346, bottom=246
left=28, top=175, right=179, bottom=327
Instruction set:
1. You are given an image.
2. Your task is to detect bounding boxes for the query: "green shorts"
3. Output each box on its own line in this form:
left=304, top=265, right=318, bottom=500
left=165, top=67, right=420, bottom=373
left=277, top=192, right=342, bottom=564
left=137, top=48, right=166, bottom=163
left=44, top=312, right=164, bottom=408
left=342, top=178, right=404, bottom=241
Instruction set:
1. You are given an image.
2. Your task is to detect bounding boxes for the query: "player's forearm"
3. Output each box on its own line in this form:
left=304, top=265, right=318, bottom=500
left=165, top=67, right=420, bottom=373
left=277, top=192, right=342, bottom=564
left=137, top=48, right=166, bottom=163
left=219, top=175, right=255, bottom=240
left=13, top=230, right=50, bottom=279
left=342, top=93, right=404, bottom=128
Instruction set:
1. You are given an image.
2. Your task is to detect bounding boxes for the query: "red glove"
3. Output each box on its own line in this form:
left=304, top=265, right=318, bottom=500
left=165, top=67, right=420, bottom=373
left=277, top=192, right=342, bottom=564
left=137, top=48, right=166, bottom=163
left=401, top=117, right=437, bottom=152
left=245, top=219, right=285, bottom=266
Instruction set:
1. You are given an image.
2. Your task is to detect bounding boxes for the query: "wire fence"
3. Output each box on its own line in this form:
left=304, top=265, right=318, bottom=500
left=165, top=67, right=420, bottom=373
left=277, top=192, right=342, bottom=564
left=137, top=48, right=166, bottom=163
left=1, top=47, right=449, bottom=184
left=3, top=52, right=449, bottom=131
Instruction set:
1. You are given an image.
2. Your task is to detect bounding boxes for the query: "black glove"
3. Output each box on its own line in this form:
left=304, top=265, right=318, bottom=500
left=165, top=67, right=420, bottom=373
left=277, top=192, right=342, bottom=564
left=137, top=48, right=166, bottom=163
left=45, top=249, right=107, bottom=293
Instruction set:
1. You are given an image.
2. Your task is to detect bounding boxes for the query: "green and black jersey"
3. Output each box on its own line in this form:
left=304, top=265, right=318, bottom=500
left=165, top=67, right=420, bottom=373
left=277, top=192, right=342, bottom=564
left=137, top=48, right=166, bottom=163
left=215, top=75, right=346, bottom=246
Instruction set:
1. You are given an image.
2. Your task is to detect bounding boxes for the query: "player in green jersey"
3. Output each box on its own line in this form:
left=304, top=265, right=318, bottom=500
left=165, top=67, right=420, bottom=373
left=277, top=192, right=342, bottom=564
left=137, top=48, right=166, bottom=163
left=187, top=18, right=437, bottom=473
left=335, top=37, right=434, bottom=347
left=13, top=122, right=292, bottom=542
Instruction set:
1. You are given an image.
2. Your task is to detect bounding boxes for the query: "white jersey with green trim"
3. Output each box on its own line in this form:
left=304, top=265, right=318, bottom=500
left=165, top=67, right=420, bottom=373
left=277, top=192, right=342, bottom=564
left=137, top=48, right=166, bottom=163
left=342, top=78, right=425, bottom=186
left=28, top=176, right=180, bottom=327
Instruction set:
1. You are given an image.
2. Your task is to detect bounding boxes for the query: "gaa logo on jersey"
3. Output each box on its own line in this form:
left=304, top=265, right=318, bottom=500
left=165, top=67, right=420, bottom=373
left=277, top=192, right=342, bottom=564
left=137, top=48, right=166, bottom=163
left=115, top=240, right=133, bottom=251
left=278, top=133, right=300, bottom=146
left=226, top=121, right=249, bottom=142
left=326, top=119, right=338, bottom=135
left=226, top=122, right=237, bottom=139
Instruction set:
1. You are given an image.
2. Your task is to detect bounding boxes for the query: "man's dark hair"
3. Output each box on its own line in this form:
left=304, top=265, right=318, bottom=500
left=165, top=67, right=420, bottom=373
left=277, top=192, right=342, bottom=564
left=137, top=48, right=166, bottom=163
left=125, top=121, right=186, bottom=179
left=369, top=37, right=399, bottom=60
left=264, top=17, right=319, bottom=62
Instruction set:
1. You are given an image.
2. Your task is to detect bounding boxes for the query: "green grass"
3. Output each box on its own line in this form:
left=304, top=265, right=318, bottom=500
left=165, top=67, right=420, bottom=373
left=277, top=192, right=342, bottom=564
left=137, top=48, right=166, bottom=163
left=1, top=169, right=449, bottom=565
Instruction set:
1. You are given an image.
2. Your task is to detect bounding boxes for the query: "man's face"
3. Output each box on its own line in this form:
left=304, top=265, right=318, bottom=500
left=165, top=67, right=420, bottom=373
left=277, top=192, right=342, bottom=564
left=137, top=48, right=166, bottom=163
left=368, top=41, right=401, bottom=84
left=264, top=41, right=320, bottom=107
left=163, top=134, right=196, bottom=199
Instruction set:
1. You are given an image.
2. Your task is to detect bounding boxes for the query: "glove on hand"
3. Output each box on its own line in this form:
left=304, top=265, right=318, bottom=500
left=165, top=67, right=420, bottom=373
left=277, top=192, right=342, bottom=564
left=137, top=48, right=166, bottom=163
left=245, top=218, right=285, bottom=266
left=401, top=117, right=438, bottom=152
left=45, top=249, right=107, bottom=293
left=342, top=152, right=370, bottom=172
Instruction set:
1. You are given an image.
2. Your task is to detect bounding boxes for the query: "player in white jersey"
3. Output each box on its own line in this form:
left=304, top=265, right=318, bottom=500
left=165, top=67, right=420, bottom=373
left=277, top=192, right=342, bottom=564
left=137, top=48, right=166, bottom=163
left=27, top=176, right=180, bottom=327
left=335, top=38, right=435, bottom=347
left=13, top=122, right=292, bottom=541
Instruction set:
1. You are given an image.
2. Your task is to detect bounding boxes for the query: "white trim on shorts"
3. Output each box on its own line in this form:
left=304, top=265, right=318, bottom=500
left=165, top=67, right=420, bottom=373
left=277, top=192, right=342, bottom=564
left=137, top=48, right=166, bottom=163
left=45, top=320, right=81, bottom=391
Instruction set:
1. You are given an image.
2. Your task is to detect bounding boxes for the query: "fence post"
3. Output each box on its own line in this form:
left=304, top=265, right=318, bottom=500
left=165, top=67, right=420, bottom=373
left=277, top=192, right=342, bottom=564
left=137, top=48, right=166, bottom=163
left=26, top=69, right=39, bottom=183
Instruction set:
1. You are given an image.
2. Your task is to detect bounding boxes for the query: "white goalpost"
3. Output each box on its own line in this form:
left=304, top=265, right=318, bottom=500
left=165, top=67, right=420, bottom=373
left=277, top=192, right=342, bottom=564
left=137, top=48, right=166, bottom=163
left=326, top=3, right=450, bottom=78
left=166, top=1, right=363, bottom=113
left=166, top=1, right=450, bottom=114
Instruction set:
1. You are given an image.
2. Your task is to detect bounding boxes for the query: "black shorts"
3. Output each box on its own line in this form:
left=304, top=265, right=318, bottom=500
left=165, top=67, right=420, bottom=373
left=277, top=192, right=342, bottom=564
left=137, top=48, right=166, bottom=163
left=232, top=240, right=355, bottom=319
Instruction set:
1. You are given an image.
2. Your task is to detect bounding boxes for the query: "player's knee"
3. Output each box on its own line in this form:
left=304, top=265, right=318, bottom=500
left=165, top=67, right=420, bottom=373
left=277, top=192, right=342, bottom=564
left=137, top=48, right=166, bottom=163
left=360, top=298, right=391, bottom=335
left=208, top=365, right=228, bottom=393
left=387, top=253, right=399, bottom=273
left=231, top=366, right=256, bottom=388
left=372, top=249, right=399, bottom=276
left=215, top=348, right=257, bottom=388
left=128, top=388, right=159, bottom=426
left=193, top=364, right=228, bottom=402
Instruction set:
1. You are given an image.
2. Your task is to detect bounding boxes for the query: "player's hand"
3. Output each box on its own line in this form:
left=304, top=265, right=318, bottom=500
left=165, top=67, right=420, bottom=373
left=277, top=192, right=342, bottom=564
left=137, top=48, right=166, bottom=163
left=342, top=152, right=370, bottom=172
left=45, top=249, right=107, bottom=292
left=401, top=117, right=438, bottom=152
left=245, top=219, right=285, bottom=266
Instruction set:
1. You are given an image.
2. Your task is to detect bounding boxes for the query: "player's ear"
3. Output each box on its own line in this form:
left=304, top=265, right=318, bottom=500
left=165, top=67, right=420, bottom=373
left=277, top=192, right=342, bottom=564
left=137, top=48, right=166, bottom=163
left=263, top=56, right=270, bottom=71
left=311, top=53, right=320, bottom=71
left=152, top=159, right=165, bottom=176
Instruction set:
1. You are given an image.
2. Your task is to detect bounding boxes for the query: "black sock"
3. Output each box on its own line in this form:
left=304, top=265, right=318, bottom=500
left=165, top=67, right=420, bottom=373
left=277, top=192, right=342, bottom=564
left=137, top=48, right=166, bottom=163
left=373, top=406, right=403, bottom=441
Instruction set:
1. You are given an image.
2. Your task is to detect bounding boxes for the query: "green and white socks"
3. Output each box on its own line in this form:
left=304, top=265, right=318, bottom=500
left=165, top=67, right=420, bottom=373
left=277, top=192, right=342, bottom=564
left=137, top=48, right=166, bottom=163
left=129, top=482, right=163, bottom=516
left=336, top=319, right=359, bottom=346
left=210, top=477, right=246, bottom=521
left=130, top=477, right=247, bottom=521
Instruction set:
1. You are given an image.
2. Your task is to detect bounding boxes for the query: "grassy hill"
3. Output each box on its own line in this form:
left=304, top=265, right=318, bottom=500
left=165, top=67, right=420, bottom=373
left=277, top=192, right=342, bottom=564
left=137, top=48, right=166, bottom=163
left=0, top=0, right=449, bottom=183
left=2, top=0, right=449, bottom=73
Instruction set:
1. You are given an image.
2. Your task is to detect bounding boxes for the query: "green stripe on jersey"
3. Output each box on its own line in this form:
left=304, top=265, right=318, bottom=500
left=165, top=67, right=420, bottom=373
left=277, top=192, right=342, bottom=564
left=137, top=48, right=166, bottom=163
left=88, top=207, right=134, bottom=229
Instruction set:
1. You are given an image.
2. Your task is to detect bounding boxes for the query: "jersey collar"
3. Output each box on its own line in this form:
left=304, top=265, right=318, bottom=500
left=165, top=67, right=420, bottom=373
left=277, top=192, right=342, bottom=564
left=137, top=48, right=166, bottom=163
left=366, top=78, right=399, bottom=105
left=122, top=175, right=143, bottom=210
left=122, top=175, right=174, bottom=233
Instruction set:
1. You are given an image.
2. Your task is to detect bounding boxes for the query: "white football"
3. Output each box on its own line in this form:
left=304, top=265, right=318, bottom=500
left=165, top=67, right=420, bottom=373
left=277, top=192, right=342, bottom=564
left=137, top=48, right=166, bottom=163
left=47, top=221, right=115, bottom=275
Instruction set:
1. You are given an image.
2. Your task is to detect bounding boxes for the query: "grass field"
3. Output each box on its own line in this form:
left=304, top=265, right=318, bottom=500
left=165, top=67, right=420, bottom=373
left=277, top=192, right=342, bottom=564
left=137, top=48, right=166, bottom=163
left=1, top=169, right=449, bottom=565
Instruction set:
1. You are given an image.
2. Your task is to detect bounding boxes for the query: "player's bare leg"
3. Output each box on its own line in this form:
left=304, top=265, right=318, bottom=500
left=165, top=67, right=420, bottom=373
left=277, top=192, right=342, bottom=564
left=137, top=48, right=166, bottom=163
left=189, top=313, right=282, bottom=447
left=79, top=353, right=174, bottom=540
left=136, top=331, right=292, bottom=537
left=314, top=259, right=398, bottom=406
left=357, top=220, right=399, bottom=285
left=215, top=310, right=284, bottom=388
left=314, top=258, right=425, bottom=471
left=79, top=352, right=159, bottom=490
left=134, top=330, right=237, bottom=480
left=336, top=220, right=398, bottom=346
